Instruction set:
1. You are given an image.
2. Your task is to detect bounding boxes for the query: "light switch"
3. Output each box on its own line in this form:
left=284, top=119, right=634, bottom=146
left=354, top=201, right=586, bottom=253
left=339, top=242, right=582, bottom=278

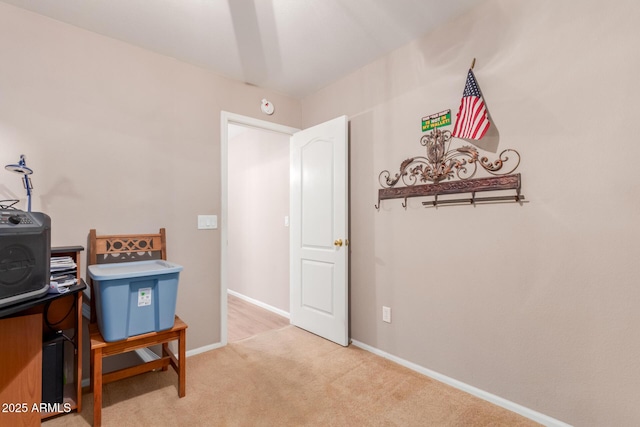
left=198, top=215, right=217, bottom=230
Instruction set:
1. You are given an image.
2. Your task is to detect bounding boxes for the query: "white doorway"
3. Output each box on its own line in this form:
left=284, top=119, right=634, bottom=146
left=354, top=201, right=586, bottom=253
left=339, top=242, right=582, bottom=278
left=221, top=112, right=299, bottom=345
left=227, top=123, right=290, bottom=339
left=221, top=112, right=349, bottom=347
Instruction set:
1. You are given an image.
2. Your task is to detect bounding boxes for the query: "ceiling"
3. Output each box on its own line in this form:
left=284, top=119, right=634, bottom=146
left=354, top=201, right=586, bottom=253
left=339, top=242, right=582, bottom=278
left=1, top=0, right=482, bottom=98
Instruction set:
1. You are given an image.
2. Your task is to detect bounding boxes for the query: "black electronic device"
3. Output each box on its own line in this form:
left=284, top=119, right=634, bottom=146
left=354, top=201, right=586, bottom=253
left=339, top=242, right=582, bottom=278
left=42, top=334, right=64, bottom=404
left=0, top=210, right=50, bottom=307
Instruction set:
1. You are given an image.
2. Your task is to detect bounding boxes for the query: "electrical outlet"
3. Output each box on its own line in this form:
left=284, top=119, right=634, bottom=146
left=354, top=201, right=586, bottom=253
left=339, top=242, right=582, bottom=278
left=382, top=306, right=391, bottom=323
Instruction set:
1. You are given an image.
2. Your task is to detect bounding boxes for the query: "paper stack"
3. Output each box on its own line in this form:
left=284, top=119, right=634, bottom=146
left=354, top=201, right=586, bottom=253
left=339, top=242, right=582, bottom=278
left=49, top=256, right=78, bottom=294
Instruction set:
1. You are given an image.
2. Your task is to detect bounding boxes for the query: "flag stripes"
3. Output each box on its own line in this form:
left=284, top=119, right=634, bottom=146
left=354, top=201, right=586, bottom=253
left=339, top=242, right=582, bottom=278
left=451, top=69, right=490, bottom=140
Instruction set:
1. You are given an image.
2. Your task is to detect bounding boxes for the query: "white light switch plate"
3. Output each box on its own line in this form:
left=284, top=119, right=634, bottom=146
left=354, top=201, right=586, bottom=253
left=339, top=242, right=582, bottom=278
left=198, top=215, right=217, bottom=229
left=382, top=306, right=391, bottom=323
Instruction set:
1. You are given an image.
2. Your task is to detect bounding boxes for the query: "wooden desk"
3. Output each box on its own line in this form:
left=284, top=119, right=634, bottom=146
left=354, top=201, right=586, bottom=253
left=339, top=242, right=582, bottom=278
left=0, top=246, right=85, bottom=423
left=0, top=313, right=42, bottom=426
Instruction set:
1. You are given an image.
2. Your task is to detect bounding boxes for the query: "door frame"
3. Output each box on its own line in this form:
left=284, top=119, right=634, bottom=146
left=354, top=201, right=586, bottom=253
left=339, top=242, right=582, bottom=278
left=220, top=111, right=300, bottom=345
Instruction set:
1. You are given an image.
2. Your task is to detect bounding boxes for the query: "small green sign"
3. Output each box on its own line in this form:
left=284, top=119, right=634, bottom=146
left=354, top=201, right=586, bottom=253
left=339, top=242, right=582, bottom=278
left=422, top=109, right=451, bottom=132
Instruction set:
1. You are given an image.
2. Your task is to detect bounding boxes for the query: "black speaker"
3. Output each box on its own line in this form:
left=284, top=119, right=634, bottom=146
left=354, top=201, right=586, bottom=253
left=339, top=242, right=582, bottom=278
left=42, top=334, right=64, bottom=404
left=0, top=210, right=50, bottom=307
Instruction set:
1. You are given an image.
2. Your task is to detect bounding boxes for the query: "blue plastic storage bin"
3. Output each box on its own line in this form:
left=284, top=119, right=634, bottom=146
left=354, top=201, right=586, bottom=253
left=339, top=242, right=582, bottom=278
left=88, top=260, right=183, bottom=342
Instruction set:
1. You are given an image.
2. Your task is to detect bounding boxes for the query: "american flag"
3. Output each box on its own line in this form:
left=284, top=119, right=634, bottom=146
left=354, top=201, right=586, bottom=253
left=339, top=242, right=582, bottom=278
left=451, top=69, right=490, bottom=140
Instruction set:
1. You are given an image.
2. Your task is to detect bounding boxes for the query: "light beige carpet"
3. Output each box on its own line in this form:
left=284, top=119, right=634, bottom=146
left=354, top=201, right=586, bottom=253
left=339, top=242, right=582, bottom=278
left=44, top=326, right=540, bottom=426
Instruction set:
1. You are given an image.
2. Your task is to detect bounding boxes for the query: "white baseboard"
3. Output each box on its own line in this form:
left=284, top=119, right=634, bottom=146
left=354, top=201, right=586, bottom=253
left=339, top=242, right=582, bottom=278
left=135, top=348, right=159, bottom=363
left=186, top=342, right=225, bottom=357
left=186, top=289, right=289, bottom=357
left=227, top=289, right=290, bottom=319
left=350, top=339, right=572, bottom=427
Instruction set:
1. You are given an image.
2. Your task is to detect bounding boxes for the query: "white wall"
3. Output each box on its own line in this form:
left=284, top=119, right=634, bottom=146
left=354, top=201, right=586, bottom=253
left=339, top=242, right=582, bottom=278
left=301, top=0, right=640, bottom=425
left=228, top=125, right=290, bottom=311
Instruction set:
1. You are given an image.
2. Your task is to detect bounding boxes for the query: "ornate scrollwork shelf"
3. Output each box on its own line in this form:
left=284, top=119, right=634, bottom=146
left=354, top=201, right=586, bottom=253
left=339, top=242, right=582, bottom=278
left=375, top=129, right=524, bottom=209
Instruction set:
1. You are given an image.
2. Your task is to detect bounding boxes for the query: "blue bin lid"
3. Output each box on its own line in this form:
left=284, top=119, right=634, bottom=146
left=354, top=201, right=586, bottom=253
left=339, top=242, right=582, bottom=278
left=88, top=260, right=183, bottom=281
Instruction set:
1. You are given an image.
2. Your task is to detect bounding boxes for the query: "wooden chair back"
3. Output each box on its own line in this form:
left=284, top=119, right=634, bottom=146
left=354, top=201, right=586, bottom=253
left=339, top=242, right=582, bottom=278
left=87, top=228, right=167, bottom=323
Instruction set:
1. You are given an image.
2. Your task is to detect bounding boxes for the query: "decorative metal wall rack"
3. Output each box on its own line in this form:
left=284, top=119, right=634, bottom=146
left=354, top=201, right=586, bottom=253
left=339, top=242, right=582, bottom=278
left=375, top=129, right=524, bottom=209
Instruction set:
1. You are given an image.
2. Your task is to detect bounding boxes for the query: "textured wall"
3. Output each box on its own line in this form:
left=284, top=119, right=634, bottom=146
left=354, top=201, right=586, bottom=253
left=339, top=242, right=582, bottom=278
left=3, top=0, right=640, bottom=424
left=301, top=0, right=640, bottom=425
left=0, top=3, right=301, bottom=353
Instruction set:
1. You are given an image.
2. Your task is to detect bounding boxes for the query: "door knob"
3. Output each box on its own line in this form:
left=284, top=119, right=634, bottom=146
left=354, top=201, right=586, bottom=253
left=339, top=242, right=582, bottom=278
left=334, top=239, right=343, bottom=247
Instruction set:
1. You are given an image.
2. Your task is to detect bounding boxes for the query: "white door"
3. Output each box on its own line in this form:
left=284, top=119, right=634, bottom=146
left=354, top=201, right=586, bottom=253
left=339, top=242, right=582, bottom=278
left=290, top=116, right=349, bottom=346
